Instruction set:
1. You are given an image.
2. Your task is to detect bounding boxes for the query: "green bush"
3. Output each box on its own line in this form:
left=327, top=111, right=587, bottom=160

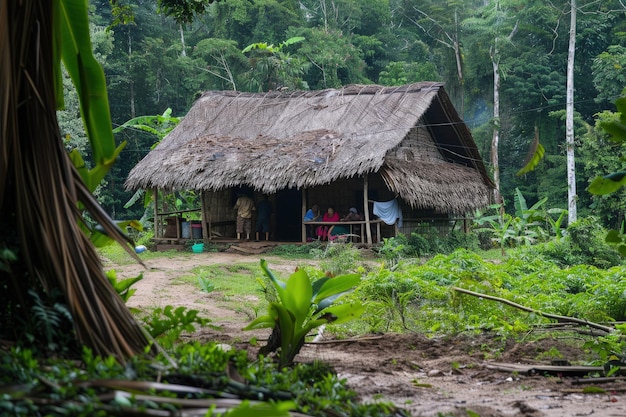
left=567, top=218, right=623, bottom=268
left=310, top=242, right=362, bottom=275
left=270, top=242, right=322, bottom=258
left=511, top=218, right=623, bottom=268
left=355, top=247, right=626, bottom=337
left=377, top=231, right=480, bottom=263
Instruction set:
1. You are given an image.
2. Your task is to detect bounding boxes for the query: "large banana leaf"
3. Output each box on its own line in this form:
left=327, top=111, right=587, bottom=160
left=516, top=128, right=545, bottom=176
left=56, top=0, right=126, bottom=190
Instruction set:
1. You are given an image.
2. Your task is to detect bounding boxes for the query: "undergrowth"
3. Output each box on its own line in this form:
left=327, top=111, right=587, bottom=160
left=0, top=342, right=406, bottom=416
left=349, top=248, right=626, bottom=340
left=4, top=227, right=625, bottom=416
left=270, top=241, right=323, bottom=258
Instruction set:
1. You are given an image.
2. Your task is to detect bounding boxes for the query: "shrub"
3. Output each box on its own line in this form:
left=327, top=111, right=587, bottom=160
left=567, top=217, right=623, bottom=268
left=310, top=242, right=362, bottom=275
left=376, top=231, right=479, bottom=264
left=513, top=217, right=623, bottom=268
left=271, top=242, right=322, bottom=258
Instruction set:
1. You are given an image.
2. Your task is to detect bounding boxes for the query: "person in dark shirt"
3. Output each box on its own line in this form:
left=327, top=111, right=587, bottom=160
left=255, top=194, right=273, bottom=241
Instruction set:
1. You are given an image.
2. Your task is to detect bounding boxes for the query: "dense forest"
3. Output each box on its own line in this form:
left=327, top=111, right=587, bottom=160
left=60, top=0, right=626, bottom=229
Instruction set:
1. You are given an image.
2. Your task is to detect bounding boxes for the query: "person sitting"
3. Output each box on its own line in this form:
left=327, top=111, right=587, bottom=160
left=303, top=203, right=321, bottom=241
left=343, top=207, right=362, bottom=222
left=329, top=207, right=362, bottom=241
left=316, top=206, right=339, bottom=241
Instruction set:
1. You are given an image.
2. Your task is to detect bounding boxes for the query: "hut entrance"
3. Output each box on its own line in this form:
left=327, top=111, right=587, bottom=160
left=275, top=189, right=302, bottom=241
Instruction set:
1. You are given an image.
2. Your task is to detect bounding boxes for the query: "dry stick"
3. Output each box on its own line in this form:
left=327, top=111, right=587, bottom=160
left=451, top=287, right=614, bottom=335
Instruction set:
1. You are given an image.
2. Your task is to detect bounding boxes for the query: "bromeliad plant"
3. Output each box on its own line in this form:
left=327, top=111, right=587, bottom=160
left=244, top=260, right=364, bottom=367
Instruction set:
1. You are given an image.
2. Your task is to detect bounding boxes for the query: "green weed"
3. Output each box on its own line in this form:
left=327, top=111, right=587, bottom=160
left=140, top=305, right=213, bottom=348
left=197, top=275, right=215, bottom=293
left=244, top=260, right=364, bottom=367
left=310, top=242, right=362, bottom=276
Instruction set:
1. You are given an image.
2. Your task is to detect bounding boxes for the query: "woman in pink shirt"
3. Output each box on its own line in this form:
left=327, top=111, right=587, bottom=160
left=316, top=207, right=339, bottom=241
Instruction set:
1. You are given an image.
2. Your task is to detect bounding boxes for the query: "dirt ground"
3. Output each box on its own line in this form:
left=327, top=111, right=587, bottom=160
left=106, top=249, right=626, bottom=417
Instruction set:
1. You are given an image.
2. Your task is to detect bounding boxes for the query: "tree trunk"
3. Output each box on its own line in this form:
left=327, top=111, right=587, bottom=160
left=1, top=0, right=152, bottom=361
left=566, top=0, right=577, bottom=224
left=491, top=52, right=502, bottom=204
left=129, top=26, right=136, bottom=118
left=453, top=10, right=464, bottom=117
left=179, top=23, right=186, bottom=57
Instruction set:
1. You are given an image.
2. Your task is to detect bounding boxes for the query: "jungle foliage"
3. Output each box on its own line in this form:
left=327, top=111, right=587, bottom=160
left=63, top=0, right=626, bottom=227
left=4, top=0, right=626, bottom=415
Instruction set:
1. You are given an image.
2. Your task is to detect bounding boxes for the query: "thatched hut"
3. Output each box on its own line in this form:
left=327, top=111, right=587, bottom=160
left=125, top=82, right=494, bottom=245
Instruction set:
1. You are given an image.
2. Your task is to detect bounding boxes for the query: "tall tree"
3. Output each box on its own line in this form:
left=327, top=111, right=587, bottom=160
left=396, top=0, right=477, bottom=116
left=463, top=0, right=518, bottom=204
left=566, top=0, right=577, bottom=223
left=1, top=0, right=151, bottom=358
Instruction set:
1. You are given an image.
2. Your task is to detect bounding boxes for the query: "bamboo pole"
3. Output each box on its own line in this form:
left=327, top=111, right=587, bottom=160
left=363, top=175, right=372, bottom=245
left=201, top=191, right=209, bottom=242
left=451, top=286, right=613, bottom=334
left=302, top=189, right=307, bottom=243
left=153, top=187, right=160, bottom=238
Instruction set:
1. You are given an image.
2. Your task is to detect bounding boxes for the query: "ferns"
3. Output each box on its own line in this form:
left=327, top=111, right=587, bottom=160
left=27, top=290, right=74, bottom=353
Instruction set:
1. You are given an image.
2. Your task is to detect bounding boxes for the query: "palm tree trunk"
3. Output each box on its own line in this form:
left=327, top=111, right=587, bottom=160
left=1, top=0, right=152, bottom=360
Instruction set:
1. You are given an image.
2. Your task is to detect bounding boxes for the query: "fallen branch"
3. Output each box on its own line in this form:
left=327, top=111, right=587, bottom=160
left=571, top=376, right=626, bottom=385
left=306, top=335, right=384, bottom=345
left=451, top=286, right=613, bottom=335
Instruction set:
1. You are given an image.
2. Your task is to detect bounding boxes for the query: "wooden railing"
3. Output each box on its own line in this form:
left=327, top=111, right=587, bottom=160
left=156, top=209, right=201, bottom=239
left=303, top=219, right=384, bottom=244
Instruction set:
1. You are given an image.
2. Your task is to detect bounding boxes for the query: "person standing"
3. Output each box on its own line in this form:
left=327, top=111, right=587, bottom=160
left=255, top=194, right=273, bottom=241
left=234, top=193, right=255, bottom=240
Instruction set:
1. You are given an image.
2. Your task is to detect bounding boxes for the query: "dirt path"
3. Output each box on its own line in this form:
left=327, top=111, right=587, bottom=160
left=106, top=251, right=626, bottom=417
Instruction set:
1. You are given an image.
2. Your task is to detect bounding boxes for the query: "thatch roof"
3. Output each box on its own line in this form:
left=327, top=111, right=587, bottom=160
left=126, top=82, right=493, bottom=213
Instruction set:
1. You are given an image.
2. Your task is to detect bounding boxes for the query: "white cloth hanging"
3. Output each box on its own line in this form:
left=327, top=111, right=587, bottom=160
left=373, top=198, right=403, bottom=228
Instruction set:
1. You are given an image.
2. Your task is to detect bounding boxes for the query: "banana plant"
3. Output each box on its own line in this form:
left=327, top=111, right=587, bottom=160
left=56, top=0, right=125, bottom=190
left=244, top=260, right=364, bottom=367
left=546, top=208, right=568, bottom=241
left=590, top=93, right=626, bottom=257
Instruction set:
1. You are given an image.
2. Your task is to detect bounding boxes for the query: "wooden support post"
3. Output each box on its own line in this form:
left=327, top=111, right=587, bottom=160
left=363, top=175, right=372, bottom=246
left=302, top=190, right=307, bottom=243
left=201, top=191, right=209, bottom=242
left=153, top=187, right=160, bottom=238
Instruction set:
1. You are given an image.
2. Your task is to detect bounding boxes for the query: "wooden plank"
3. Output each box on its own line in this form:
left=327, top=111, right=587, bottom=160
left=485, top=362, right=603, bottom=376
left=154, top=187, right=160, bottom=238
left=302, top=190, right=307, bottom=243
left=201, top=191, right=209, bottom=242
left=156, top=244, right=185, bottom=251
left=364, top=175, right=372, bottom=245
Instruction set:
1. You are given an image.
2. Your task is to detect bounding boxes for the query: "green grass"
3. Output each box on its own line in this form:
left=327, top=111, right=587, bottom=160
left=176, top=263, right=279, bottom=319
left=477, top=248, right=508, bottom=262
left=99, top=244, right=182, bottom=265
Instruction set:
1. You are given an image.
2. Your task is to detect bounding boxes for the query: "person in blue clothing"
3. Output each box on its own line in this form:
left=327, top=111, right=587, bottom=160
left=303, top=203, right=321, bottom=241
left=255, top=194, right=273, bottom=241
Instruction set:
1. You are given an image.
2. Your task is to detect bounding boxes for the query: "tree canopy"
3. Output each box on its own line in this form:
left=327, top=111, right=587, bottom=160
left=74, top=0, right=626, bottom=225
